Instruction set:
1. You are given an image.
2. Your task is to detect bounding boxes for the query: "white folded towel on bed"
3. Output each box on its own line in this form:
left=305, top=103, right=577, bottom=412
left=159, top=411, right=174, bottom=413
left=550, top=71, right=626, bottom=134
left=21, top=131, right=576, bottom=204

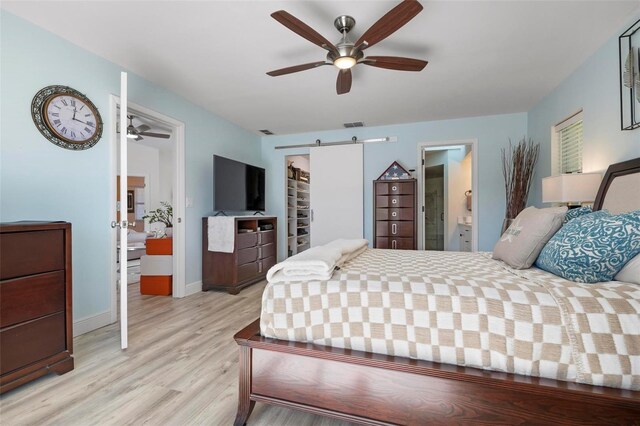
left=325, top=238, right=369, bottom=266
left=207, top=217, right=236, bottom=253
left=266, top=238, right=368, bottom=283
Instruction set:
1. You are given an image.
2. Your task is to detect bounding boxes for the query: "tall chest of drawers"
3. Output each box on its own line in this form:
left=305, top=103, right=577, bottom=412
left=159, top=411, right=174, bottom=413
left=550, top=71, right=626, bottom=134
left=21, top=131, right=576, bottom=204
left=374, top=180, right=417, bottom=250
left=0, top=222, right=74, bottom=393
left=202, top=217, right=277, bottom=294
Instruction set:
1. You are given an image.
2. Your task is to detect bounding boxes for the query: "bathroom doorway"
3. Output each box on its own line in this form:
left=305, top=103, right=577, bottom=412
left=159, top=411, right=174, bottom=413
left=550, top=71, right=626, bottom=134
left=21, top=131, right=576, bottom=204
left=417, top=140, right=478, bottom=251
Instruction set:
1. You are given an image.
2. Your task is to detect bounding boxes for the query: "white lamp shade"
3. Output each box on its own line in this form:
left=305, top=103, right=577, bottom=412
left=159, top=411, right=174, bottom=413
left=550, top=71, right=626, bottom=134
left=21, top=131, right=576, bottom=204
left=542, top=173, right=602, bottom=203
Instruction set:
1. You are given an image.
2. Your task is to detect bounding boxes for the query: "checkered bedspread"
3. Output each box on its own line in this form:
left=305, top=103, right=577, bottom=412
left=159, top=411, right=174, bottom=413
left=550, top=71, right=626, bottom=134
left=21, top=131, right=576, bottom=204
left=260, top=249, right=640, bottom=390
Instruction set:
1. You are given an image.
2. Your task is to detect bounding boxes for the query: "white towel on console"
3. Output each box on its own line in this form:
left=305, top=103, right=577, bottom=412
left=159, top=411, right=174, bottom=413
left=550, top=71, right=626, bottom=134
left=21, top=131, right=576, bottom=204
left=207, top=216, right=235, bottom=253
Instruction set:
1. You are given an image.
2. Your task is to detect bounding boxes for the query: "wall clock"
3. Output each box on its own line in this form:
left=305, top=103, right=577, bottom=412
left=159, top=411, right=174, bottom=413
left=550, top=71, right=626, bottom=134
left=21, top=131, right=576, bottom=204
left=31, top=85, right=103, bottom=150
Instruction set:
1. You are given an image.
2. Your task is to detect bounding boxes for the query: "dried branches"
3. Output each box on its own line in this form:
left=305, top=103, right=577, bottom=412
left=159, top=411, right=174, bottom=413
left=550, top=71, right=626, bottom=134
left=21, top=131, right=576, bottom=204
left=502, top=138, right=540, bottom=219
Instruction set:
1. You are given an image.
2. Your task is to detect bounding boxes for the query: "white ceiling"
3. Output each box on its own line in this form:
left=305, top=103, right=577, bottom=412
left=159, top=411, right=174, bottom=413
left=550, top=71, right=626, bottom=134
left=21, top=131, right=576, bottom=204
left=3, top=1, right=638, bottom=136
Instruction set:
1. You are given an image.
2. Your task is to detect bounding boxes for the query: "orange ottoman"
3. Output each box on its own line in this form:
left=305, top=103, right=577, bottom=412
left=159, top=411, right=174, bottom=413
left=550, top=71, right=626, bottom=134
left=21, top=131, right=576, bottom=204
left=141, top=237, right=173, bottom=295
left=140, top=276, right=172, bottom=296
left=146, top=237, right=173, bottom=255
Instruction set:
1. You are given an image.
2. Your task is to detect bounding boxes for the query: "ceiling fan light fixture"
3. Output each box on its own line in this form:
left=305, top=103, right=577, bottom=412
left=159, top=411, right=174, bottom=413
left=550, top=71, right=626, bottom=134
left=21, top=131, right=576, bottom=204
left=334, top=56, right=356, bottom=70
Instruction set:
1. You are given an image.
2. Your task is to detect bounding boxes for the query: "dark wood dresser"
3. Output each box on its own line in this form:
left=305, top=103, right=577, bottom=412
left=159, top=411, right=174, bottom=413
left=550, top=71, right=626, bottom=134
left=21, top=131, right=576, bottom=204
left=373, top=179, right=417, bottom=250
left=0, top=221, right=74, bottom=393
left=202, top=217, right=277, bottom=294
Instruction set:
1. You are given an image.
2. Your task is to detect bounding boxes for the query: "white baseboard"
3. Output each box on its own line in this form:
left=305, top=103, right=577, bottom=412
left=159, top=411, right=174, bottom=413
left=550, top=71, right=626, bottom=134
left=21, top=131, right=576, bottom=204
left=185, top=280, right=202, bottom=296
left=73, top=310, right=112, bottom=337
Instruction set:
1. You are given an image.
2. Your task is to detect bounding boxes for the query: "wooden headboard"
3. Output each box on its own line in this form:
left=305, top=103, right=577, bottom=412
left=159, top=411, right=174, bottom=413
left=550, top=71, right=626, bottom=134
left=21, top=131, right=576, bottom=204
left=593, top=157, right=640, bottom=214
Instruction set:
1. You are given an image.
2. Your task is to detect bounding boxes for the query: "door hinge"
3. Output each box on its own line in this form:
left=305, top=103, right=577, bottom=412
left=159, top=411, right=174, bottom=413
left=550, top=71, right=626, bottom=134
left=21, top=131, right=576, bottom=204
left=422, top=206, right=425, bottom=212
left=421, top=159, right=424, bottom=166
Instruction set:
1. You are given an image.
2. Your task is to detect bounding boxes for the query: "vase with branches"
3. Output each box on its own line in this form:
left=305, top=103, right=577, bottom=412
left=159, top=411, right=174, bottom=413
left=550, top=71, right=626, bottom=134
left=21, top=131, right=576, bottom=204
left=501, top=138, right=540, bottom=234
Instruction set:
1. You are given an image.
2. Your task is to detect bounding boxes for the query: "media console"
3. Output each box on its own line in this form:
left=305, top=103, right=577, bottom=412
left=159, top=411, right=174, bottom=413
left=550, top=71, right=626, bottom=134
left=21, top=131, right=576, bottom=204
left=202, top=216, right=277, bottom=294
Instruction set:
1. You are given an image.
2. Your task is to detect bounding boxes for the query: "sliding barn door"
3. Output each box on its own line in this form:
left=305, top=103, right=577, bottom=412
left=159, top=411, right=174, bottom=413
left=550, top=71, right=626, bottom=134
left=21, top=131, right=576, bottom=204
left=310, top=144, right=363, bottom=246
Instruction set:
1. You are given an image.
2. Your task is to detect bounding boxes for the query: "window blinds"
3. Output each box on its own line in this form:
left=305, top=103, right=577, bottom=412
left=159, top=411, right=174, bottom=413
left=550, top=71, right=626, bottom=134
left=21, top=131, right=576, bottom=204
left=555, top=116, right=583, bottom=174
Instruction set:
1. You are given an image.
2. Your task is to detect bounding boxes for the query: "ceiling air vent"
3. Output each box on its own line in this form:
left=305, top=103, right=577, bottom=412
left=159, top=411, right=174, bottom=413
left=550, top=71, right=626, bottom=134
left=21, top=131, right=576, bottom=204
left=343, top=121, right=364, bottom=128
left=259, top=129, right=274, bottom=135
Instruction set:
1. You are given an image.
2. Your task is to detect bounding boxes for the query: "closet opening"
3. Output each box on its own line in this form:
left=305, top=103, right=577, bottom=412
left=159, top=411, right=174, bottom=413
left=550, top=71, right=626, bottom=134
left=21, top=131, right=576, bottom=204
left=285, top=155, right=310, bottom=257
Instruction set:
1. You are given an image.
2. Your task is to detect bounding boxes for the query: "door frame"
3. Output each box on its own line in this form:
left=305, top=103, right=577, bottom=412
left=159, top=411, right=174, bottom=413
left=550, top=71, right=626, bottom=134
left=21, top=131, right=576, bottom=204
left=109, top=95, right=187, bottom=324
left=416, top=139, right=478, bottom=252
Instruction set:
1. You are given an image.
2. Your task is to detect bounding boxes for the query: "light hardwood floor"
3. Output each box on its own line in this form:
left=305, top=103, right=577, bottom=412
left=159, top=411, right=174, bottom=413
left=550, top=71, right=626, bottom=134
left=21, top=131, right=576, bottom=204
left=0, top=282, right=352, bottom=426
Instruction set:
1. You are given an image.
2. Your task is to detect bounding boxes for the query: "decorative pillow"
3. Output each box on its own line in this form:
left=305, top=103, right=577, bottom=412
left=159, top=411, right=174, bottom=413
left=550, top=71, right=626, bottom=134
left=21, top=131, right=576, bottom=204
left=563, top=206, right=592, bottom=224
left=492, top=206, right=567, bottom=269
left=615, top=253, right=640, bottom=285
left=535, top=210, right=640, bottom=283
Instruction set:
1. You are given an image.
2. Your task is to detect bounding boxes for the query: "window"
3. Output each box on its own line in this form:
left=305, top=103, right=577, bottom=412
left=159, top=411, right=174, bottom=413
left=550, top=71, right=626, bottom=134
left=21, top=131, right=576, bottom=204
left=552, top=110, right=583, bottom=175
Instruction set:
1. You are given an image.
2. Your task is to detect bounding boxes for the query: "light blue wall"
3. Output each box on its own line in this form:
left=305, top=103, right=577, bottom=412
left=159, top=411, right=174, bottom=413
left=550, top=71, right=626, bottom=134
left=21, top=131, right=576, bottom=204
left=528, top=17, right=640, bottom=206
left=262, top=112, right=528, bottom=259
left=0, top=12, right=261, bottom=321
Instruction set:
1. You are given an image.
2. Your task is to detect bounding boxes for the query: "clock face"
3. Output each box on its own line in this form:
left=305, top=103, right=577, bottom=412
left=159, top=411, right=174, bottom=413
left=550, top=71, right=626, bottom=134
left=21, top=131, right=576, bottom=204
left=44, top=95, right=98, bottom=143
left=31, top=85, right=103, bottom=151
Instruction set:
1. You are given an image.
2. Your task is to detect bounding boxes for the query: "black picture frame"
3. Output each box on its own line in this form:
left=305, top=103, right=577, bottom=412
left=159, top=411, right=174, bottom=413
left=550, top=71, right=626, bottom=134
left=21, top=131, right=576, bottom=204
left=127, top=190, right=135, bottom=213
left=619, top=19, right=640, bottom=131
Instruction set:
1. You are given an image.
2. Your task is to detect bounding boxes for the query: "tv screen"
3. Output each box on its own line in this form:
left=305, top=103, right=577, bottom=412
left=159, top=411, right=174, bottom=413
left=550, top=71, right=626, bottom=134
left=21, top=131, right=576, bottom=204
left=213, top=155, right=265, bottom=212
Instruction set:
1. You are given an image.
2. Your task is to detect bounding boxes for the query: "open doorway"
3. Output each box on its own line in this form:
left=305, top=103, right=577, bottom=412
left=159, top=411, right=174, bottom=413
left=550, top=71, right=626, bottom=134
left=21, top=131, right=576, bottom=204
left=417, top=140, right=478, bottom=252
left=109, top=97, right=186, bottom=325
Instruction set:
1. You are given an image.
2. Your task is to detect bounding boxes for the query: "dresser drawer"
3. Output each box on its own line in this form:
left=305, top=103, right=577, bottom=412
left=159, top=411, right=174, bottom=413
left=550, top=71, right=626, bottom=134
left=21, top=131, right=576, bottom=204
left=236, top=232, right=258, bottom=249
left=376, top=195, right=414, bottom=208
left=376, top=208, right=414, bottom=221
left=0, top=230, right=65, bottom=280
left=375, top=237, right=414, bottom=250
left=258, top=230, right=275, bottom=246
left=237, top=247, right=258, bottom=265
left=0, top=312, right=66, bottom=375
left=237, top=262, right=259, bottom=282
left=258, top=243, right=275, bottom=260
left=376, top=221, right=414, bottom=237
left=259, top=256, right=276, bottom=273
left=375, top=182, right=415, bottom=196
left=0, top=271, right=65, bottom=328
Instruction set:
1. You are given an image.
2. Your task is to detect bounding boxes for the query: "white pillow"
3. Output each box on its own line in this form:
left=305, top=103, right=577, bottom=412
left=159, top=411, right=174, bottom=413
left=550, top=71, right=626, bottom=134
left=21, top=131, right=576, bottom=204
left=493, top=206, right=567, bottom=269
left=615, top=254, right=640, bottom=284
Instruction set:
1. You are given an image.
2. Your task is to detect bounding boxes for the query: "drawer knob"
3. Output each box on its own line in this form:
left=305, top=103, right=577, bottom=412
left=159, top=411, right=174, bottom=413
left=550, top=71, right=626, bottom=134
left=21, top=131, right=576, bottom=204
left=392, top=186, right=397, bottom=191
left=392, top=223, right=397, bottom=235
left=392, top=199, right=398, bottom=205
left=392, top=212, right=397, bottom=217
left=392, top=240, right=397, bottom=249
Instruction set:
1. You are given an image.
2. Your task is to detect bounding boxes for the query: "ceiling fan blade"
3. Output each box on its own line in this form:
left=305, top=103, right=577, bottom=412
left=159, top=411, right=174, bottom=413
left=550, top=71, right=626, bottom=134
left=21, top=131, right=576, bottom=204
left=135, top=135, right=143, bottom=141
left=136, top=124, right=151, bottom=133
left=336, top=69, right=352, bottom=95
left=267, top=61, right=329, bottom=77
left=361, top=56, right=428, bottom=71
left=271, top=10, right=338, bottom=54
left=138, top=132, right=171, bottom=139
left=355, top=0, right=423, bottom=51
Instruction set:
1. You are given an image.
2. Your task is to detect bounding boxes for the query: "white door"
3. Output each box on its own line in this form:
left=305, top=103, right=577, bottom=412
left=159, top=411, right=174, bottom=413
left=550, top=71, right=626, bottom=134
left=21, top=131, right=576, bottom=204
left=118, top=72, right=129, bottom=349
left=310, top=144, right=363, bottom=246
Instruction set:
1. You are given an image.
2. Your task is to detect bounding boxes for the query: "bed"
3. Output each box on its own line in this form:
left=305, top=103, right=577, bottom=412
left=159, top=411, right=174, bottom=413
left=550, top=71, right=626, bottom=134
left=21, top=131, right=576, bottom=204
left=233, top=157, right=640, bottom=425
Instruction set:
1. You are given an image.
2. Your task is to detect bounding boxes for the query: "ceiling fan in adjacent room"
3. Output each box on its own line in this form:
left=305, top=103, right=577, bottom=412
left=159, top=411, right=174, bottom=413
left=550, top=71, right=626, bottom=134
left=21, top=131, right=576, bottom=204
left=126, top=115, right=170, bottom=141
left=266, top=0, right=428, bottom=95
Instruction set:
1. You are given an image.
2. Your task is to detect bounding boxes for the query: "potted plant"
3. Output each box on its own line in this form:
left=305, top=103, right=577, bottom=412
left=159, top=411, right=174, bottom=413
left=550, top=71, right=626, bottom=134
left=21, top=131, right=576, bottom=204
left=501, top=138, right=540, bottom=234
left=142, top=201, right=173, bottom=237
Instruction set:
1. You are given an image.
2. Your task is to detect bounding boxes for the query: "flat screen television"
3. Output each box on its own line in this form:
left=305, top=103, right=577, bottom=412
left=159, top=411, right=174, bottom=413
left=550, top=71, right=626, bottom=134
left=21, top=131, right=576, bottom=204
left=213, top=155, right=265, bottom=212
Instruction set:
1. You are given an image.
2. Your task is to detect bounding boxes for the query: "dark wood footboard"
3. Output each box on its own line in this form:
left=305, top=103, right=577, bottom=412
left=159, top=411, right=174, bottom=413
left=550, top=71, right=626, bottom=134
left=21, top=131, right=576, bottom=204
left=234, top=319, right=640, bottom=425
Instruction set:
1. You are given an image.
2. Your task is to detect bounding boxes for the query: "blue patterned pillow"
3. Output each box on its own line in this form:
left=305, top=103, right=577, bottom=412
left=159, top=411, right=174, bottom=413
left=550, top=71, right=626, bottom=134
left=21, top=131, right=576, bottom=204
left=535, top=210, right=640, bottom=283
left=563, top=206, right=592, bottom=224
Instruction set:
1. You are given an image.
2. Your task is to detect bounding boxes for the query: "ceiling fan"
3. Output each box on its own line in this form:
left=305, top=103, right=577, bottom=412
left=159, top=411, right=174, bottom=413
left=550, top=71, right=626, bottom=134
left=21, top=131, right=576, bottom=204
left=126, top=115, right=170, bottom=141
left=267, top=0, right=427, bottom=95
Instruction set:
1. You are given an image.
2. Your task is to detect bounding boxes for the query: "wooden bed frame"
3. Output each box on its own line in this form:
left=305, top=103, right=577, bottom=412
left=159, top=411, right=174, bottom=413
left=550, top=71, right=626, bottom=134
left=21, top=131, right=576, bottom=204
left=234, top=157, right=640, bottom=425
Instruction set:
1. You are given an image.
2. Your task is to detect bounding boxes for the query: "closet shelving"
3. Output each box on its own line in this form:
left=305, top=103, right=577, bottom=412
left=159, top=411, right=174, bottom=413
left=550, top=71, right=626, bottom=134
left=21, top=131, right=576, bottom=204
left=287, top=178, right=311, bottom=256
